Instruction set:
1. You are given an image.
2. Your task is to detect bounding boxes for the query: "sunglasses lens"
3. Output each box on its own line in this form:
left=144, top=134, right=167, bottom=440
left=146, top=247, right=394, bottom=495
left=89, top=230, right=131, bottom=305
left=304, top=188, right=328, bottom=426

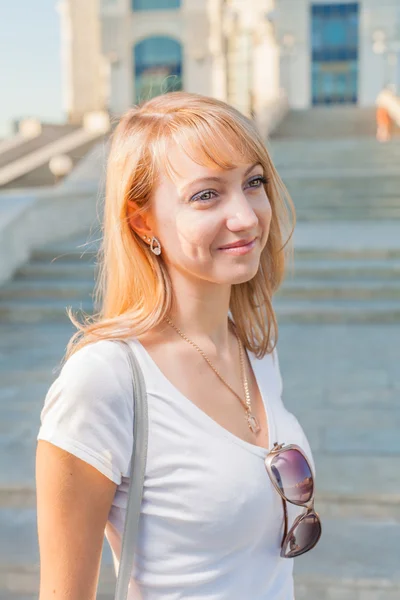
left=269, top=449, right=313, bottom=503
left=282, top=513, right=321, bottom=558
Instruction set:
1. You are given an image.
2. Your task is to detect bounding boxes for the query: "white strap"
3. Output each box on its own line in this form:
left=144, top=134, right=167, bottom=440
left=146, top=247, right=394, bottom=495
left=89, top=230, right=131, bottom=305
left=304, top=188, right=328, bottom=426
left=113, top=340, right=149, bottom=600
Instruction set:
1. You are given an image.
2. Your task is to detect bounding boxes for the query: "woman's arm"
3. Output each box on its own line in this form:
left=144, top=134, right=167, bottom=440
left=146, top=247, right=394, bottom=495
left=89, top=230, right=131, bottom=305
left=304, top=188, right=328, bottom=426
left=36, top=440, right=118, bottom=600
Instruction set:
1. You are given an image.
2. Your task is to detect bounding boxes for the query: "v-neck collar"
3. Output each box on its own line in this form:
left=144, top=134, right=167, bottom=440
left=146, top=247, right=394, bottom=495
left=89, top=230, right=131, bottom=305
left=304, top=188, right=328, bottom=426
left=129, top=336, right=277, bottom=459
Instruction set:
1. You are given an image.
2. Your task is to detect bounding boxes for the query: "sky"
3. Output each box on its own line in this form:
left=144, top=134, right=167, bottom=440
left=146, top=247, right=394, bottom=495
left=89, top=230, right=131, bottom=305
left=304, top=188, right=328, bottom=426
left=0, top=1, right=63, bottom=138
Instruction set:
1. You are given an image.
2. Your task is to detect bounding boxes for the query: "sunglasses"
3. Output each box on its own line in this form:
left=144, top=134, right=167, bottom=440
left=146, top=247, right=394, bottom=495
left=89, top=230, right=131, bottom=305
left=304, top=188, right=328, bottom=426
left=265, top=442, right=322, bottom=558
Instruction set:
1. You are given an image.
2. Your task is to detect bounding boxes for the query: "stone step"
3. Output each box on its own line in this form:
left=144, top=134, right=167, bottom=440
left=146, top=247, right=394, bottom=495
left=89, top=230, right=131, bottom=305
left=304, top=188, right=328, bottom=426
left=31, top=246, right=98, bottom=263
left=271, top=107, right=400, bottom=140
left=292, top=196, right=400, bottom=207
left=0, top=279, right=94, bottom=300
left=272, top=137, right=400, bottom=157
left=0, top=507, right=115, bottom=596
left=291, top=258, right=400, bottom=279
left=3, top=422, right=399, bottom=519
left=0, top=298, right=94, bottom=323
left=0, top=508, right=399, bottom=598
left=293, top=222, right=400, bottom=256
left=2, top=297, right=400, bottom=324
left=274, top=299, right=400, bottom=323
left=14, top=254, right=400, bottom=284
left=277, top=164, right=400, bottom=178
left=0, top=596, right=39, bottom=600
left=295, top=208, right=400, bottom=221
left=275, top=158, right=400, bottom=174
left=278, top=278, right=400, bottom=300
left=6, top=275, right=400, bottom=304
left=293, top=518, right=400, bottom=599
left=10, top=255, right=400, bottom=283
left=291, top=197, right=400, bottom=210
left=0, top=595, right=110, bottom=600
left=16, top=260, right=96, bottom=280
left=23, top=248, right=400, bottom=274
left=283, top=173, right=400, bottom=194
left=293, top=202, right=400, bottom=212
left=294, top=246, right=400, bottom=259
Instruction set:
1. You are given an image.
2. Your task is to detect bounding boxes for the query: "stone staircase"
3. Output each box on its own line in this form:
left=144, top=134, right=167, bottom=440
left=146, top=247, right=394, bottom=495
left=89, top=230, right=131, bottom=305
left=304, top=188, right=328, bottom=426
left=272, top=106, right=400, bottom=139
left=275, top=246, right=400, bottom=323
left=0, top=232, right=399, bottom=599
left=270, top=108, right=400, bottom=221
left=1, top=107, right=400, bottom=598
left=0, top=237, right=97, bottom=323
left=1, top=233, right=400, bottom=325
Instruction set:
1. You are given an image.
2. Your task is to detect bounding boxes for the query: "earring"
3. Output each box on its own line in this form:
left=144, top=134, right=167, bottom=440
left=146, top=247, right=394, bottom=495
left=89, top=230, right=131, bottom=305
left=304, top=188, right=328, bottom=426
left=143, top=235, right=162, bottom=256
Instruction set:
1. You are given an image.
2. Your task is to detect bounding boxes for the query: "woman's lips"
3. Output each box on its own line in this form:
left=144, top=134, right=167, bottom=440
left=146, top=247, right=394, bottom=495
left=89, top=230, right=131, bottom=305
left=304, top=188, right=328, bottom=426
left=217, top=238, right=257, bottom=255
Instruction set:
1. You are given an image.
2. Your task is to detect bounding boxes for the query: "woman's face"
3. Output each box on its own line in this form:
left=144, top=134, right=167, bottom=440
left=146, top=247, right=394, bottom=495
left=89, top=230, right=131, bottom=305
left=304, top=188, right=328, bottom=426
left=147, top=144, right=272, bottom=286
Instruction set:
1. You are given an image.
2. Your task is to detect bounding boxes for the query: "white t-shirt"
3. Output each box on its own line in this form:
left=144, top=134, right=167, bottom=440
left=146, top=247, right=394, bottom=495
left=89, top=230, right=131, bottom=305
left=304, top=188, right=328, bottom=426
left=37, top=335, right=315, bottom=600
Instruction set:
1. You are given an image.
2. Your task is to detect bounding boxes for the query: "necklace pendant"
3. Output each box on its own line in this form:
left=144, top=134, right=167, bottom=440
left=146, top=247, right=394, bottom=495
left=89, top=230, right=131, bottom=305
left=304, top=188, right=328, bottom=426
left=247, top=412, right=261, bottom=434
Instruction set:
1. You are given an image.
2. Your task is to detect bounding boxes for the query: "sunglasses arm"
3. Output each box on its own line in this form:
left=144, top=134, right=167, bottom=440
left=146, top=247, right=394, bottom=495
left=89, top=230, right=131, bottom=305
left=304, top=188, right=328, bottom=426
left=281, top=497, right=288, bottom=548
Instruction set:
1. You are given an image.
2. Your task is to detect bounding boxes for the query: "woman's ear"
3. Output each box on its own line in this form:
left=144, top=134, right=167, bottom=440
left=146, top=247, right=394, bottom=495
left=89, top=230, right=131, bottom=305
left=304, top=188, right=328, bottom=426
left=127, top=202, right=154, bottom=240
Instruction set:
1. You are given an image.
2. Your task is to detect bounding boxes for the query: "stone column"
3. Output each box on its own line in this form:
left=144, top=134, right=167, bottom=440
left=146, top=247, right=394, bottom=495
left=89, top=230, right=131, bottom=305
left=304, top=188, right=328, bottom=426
left=59, top=0, right=106, bottom=123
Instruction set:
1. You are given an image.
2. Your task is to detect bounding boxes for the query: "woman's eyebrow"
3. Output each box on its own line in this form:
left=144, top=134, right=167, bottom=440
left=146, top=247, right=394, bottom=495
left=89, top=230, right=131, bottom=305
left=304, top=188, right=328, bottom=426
left=180, top=175, right=223, bottom=196
left=180, top=163, right=261, bottom=196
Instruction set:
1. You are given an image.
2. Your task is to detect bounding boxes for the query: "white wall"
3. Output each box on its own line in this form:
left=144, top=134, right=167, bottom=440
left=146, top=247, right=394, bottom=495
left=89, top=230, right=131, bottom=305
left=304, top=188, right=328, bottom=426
left=275, top=0, right=310, bottom=109
left=275, top=0, right=400, bottom=109
left=182, top=0, right=212, bottom=97
left=60, top=0, right=106, bottom=122
left=359, top=0, right=400, bottom=105
left=100, top=0, right=133, bottom=114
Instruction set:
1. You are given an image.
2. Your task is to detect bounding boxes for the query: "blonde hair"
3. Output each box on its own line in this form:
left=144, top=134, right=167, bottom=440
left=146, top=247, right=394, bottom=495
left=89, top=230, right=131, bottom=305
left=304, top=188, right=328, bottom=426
left=66, top=91, right=295, bottom=360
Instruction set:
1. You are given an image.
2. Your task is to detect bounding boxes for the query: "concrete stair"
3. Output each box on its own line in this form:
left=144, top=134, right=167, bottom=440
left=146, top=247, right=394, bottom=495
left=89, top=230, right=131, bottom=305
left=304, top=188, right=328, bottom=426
left=273, top=247, right=400, bottom=322
left=270, top=109, right=400, bottom=221
left=271, top=106, right=400, bottom=139
left=0, top=236, right=98, bottom=322
left=1, top=505, right=399, bottom=599
left=1, top=106, right=400, bottom=596
left=0, top=266, right=399, bottom=598
left=2, top=236, right=400, bottom=324
left=1, top=318, right=399, bottom=598
left=0, top=124, right=79, bottom=170
left=1, top=136, right=105, bottom=190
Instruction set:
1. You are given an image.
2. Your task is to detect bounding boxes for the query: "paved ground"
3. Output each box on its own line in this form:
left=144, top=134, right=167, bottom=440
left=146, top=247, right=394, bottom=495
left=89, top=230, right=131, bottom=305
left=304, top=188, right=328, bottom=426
left=2, top=105, right=400, bottom=597
left=1, top=318, right=399, bottom=598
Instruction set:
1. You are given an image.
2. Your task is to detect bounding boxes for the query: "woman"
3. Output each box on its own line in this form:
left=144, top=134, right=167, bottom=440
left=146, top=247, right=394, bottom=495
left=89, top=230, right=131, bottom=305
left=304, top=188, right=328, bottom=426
left=36, top=91, right=319, bottom=599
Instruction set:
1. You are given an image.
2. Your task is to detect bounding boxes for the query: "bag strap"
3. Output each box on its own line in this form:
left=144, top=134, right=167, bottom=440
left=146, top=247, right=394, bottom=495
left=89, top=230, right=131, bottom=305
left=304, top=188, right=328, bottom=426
left=113, top=340, right=149, bottom=600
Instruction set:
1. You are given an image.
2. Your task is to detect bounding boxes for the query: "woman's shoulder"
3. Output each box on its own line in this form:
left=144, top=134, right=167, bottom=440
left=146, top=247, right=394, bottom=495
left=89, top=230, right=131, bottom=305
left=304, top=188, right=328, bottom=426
left=46, top=338, right=138, bottom=425
left=63, top=337, right=129, bottom=368
left=37, top=338, right=137, bottom=484
left=60, top=338, right=136, bottom=387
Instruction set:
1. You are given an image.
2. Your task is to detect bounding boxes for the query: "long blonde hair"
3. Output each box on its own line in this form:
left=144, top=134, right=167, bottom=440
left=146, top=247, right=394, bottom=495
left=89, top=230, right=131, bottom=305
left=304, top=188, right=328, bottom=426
left=66, top=92, right=295, bottom=360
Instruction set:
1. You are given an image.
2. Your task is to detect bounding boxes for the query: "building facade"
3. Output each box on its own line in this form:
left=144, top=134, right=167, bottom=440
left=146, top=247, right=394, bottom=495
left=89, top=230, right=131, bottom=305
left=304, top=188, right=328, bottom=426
left=60, top=0, right=400, bottom=123
left=274, top=0, right=400, bottom=108
left=100, top=0, right=279, bottom=119
left=60, top=0, right=280, bottom=126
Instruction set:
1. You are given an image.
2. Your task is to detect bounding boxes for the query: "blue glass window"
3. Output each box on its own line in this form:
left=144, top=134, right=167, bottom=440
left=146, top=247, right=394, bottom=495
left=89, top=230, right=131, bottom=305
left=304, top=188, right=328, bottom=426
left=132, top=0, right=180, bottom=10
left=311, top=3, right=358, bottom=61
left=311, top=3, right=359, bottom=104
left=134, top=36, right=182, bottom=103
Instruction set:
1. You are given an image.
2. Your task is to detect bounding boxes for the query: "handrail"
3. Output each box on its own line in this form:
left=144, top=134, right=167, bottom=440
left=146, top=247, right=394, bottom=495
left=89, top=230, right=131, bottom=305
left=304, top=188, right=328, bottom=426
left=0, top=128, right=105, bottom=187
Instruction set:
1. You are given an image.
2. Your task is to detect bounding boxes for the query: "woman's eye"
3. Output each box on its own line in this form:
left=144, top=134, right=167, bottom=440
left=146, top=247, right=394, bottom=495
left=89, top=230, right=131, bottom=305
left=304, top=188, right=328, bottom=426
left=190, top=190, right=216, bottom=203
left=247, top=176, right=268, bottom=188
left=189, top=176, right=267, bottom=203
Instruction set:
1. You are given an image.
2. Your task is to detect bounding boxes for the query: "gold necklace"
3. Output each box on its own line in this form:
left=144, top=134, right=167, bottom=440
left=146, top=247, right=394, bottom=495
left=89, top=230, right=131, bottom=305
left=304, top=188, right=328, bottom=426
left=164, top=316, right=261, bottom=434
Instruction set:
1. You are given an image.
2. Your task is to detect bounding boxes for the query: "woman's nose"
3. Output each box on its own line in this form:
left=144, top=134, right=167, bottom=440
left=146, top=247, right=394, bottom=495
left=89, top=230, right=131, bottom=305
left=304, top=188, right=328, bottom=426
left=226, top=194, right=259, bottom=231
